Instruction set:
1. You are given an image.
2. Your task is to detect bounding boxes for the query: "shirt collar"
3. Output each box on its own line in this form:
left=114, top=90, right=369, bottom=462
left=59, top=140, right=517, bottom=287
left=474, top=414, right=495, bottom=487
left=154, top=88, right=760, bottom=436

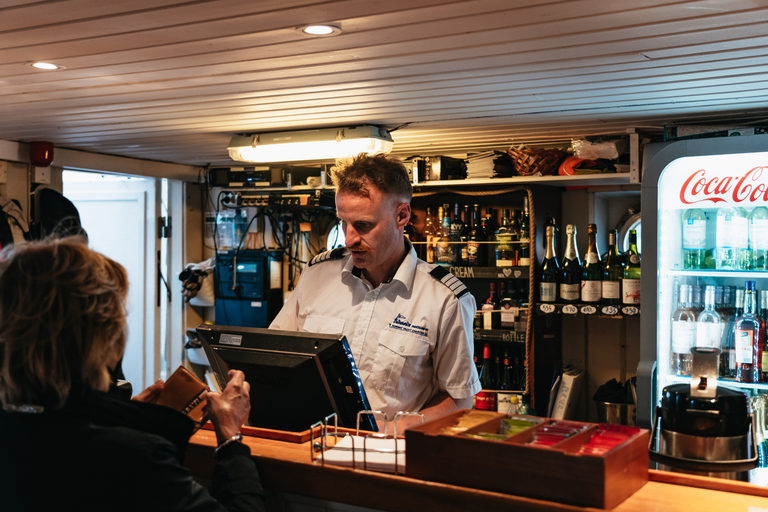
left=342, top=236, right=418, bottom=290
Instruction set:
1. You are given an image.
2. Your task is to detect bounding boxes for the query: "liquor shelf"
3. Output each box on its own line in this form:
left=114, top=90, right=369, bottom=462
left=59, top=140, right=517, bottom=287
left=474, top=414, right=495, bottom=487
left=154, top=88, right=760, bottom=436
left=535, top=302, right=641, bottom=317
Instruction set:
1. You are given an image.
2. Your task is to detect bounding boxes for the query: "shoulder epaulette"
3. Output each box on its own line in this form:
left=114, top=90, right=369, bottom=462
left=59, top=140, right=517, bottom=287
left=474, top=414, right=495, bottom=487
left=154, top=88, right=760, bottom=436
left=308, top=247, right=346, bottom=267
left=429, top=266, right=469, bottom=298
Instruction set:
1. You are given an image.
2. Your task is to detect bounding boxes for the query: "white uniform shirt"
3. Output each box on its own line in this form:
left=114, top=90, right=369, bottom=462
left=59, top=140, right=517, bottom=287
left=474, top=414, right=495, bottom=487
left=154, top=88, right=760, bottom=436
left=270, top=239, right=481, bottom=418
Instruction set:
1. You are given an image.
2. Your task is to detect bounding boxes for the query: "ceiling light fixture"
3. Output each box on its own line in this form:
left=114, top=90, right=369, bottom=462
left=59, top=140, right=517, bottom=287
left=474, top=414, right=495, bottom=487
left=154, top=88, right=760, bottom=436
left=31, top=62, right=65, bottom=70
left=228, top=125, right=394, bottom=163
left=298, top=24, right=342, bottom=36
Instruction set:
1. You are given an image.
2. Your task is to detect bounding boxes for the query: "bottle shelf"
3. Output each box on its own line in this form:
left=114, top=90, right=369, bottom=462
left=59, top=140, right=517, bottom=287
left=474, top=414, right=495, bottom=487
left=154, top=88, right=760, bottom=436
left=447, top=266, right=530, bottom=280
left=663, top=374, right=768, bottom=391
left=535, top=302, right=641, bottom=317
left=668, top=269, right=768, bottom=279
left=473, top=329, right=526, bottom=343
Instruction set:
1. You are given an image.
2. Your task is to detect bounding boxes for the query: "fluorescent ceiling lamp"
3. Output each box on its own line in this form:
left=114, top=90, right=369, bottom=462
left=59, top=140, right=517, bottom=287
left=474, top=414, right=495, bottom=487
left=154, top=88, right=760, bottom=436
left=228, top=125, right=394, bottom=163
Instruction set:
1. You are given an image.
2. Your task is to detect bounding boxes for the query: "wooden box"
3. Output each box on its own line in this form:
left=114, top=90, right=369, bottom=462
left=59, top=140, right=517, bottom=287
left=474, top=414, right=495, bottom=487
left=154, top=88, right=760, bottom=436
left=405, top=410, right=648, bottom=509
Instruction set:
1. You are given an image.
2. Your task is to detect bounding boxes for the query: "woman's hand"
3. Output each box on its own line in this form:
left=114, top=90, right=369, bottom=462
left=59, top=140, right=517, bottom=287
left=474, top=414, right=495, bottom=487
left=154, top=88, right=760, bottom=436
left=131, top=379, right=164, bottom=403
left=204, top=370, right=251, bottom=443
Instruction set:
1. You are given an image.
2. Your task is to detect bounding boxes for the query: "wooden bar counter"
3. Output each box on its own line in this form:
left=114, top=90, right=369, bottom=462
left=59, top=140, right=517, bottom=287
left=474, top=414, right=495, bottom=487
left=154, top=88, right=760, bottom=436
left=185, top=428, right=768, bottom=512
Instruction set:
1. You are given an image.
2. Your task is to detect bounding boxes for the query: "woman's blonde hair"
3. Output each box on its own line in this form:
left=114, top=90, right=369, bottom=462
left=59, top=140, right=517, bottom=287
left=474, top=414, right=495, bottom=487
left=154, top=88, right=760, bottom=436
left=0, top=237, right=129, bottom=410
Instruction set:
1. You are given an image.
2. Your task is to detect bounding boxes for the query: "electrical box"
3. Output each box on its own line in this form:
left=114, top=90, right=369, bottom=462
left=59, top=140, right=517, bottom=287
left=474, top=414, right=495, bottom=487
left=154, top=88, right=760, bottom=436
left=214, top=250, right=282, bottom=328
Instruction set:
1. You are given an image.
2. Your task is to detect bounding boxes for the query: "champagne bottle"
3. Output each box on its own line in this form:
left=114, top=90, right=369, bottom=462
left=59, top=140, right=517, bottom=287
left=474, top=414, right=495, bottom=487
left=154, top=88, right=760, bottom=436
left=581, top=223, right=601, bottom=304
left=735, top=281, right=765, bottom=383
left=422, top=206, right=437, bottom=264
left=559, top=224, right=581, bottom=304
left=601, top=229, right=623, bottom=306
left=682, top=208, right=707, bottom=269
left=539, top=225, right=559, bottom=303
left=671, top=284, right=696, bottom=376
left=622, top=229, right=641, bottom=304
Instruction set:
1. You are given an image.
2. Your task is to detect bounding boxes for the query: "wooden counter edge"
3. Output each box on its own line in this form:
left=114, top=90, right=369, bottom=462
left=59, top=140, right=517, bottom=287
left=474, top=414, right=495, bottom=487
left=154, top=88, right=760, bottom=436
left=649, top=469, right=768, bottom=498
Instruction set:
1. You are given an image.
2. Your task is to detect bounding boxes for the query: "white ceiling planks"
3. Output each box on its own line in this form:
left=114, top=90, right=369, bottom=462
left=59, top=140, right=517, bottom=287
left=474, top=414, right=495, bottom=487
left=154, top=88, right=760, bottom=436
left=1, top=0, right=768, bottom=166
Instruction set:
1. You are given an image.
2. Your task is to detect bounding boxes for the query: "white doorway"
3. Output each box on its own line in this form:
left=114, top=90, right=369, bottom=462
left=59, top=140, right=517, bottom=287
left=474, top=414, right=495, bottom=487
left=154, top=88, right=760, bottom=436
left=63, top=171, right=163, bottom=390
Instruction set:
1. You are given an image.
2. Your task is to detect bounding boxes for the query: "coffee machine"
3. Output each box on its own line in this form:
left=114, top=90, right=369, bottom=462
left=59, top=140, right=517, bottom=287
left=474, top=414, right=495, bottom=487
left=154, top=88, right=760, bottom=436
left=649, top=347, right=757, bottom=480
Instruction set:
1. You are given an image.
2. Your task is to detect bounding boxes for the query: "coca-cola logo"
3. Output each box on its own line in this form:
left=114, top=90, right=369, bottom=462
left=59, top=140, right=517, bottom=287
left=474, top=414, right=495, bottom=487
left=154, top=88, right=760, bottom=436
left=680, top=166, right=768, bottom=205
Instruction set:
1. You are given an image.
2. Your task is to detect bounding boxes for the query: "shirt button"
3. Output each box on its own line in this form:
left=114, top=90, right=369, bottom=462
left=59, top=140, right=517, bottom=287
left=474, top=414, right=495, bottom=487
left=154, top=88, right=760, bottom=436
left=399, top=345, right=405, bottom=352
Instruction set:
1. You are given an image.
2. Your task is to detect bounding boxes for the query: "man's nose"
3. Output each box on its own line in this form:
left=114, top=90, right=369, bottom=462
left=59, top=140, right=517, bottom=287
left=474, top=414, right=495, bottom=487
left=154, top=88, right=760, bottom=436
left=343, top=225, right=360, bottom=246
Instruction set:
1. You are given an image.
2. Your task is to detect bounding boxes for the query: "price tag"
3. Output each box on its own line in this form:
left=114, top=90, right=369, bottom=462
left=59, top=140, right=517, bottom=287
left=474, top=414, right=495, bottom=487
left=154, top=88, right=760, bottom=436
left=562, top=304, right=578, bottom=315
left=622, top=306, right=640, bottom=315
left=539, top=303, right=556, bottom=314
left=601, top=306, right=618, bottom=316
left=580, top=305, right=597, bottom=315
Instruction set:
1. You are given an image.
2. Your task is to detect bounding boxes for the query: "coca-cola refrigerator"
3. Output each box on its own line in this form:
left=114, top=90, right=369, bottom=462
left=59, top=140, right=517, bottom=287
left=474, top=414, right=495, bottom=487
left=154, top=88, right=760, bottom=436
left=637, top=133, right=768, bottom=431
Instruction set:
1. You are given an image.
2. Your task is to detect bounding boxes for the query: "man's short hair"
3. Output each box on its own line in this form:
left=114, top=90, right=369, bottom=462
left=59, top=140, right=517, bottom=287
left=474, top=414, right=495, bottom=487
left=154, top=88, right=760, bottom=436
left=0, top=237, right=129, bottom=410
left=330, top=153, right=412, bottom=202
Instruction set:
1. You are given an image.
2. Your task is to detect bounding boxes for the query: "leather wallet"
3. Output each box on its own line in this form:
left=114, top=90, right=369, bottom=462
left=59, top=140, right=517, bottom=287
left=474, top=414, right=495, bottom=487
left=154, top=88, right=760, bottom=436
left=150, top=365, right=209, bottom=430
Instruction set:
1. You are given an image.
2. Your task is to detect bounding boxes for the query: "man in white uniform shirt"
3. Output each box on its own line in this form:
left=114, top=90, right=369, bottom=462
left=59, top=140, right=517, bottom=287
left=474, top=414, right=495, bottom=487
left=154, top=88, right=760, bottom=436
left=270, top=153, right=480, bottom=430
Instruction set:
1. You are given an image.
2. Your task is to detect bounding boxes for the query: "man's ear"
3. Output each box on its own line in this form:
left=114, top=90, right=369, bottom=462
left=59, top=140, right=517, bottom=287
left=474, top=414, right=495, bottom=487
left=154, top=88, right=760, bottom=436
left=395, top=202, right=411, bottom=229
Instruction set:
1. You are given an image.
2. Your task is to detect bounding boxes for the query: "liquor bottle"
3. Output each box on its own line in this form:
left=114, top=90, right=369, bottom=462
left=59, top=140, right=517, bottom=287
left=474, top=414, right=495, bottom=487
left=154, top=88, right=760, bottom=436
left=761, top=290, right=768, bottom=381
left=682, top=208, right=707, bottom=269
left=696, top=285, right=721, bottom=348
left=459, top=204, right=471, bottom=263
left=539, top=225, right=559, bottom=303
left=492, top=350, right=502, bottom=391
left=476, top=343, right=497, bottom=410
left=499, top=281, right=516, bottom=329
left=510, top=209, right=522, bottom=265
left=716, top=205, right=748, bottom=269
left=581, top=223, right=602, bottom=304
left=519, top=197, right=531, bottom=266
left=435, top=206, right=457, bottom=266
left=485, top=207, right=498, bottom=241
left=717, top=286, right=735, bottom=378
left=749, top=206, right=768, bottom=270
left=622, top=229, right=641, bottom=304
left=495, top=209, right=517, bottom=267
left=481, top=215, right=495, bottom=266
left=671, top=284, right=696, bottom=376
left=735, top=281, right=765, bottom=383
left=466, top=204, right=486, bottom=267
left=482, top=283, right=499, bottom=330
left=601, top=229, right=623, bottom=306
left=450, top=202, right=465, bottom=265
left=559, top=224, right=581, bottom=304
left=422, top=206, right=437, bottom=264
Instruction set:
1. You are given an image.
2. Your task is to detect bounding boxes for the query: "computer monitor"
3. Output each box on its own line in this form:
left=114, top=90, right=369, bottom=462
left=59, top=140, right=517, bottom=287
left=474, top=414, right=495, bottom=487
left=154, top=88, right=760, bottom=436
left=196, top=324, right=377, bottom=433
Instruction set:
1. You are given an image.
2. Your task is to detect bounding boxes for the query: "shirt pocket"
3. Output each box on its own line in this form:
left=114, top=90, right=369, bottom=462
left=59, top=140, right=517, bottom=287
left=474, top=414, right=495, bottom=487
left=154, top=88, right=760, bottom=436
left=371, top=330, right=430, bottom=397
left=302, top=314, right=345, bottom=335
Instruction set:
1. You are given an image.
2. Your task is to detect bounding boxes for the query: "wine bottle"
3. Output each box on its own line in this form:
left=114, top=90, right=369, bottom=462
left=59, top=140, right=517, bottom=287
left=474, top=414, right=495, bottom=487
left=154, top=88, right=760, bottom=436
left=696, top=285, right=721, bottom=348
left=735, top=281, right=765, bottom=383
left=601, top=229, right=623, bottom=306
left=670, top=284, right=696, bottom=376
left=481, top=214, right=494, bottom=266
left=499, top=350, right=514, bottom=391
left=422, top=206, right=437, bottom=264
left=459, top=204, right=470, bottom=263
left=466, top=204, right=485, bottom=267
left=581, top=223, right=601, bottom=304
left=717, top=285, right=735, bottom=379
left=482, top=283, right=499, bottom=330
left=682, top=208, right=707, bottom=269
left=539, top=225, right=559, bottom=303
left=476, top=343, right=497, bottom=410
left=559, top=224, right=581, bottom=304
left=749, top=206, right=768, bottom=270
left=622, top=229, right=641, bottom=304
left=519, top=197, right=531, bottom=266
left=495, top=209, right=517, bottom=267
left=499, top=281, right=516, bottom=329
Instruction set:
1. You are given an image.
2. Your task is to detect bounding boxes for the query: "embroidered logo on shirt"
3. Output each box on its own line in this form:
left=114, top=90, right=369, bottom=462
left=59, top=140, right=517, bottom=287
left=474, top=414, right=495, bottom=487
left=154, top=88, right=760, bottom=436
left=388, top=314, right=428, bottom=337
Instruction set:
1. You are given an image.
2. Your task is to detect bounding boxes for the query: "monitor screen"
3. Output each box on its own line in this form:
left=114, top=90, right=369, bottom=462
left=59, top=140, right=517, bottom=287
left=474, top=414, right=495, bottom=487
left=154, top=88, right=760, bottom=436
left=196, top=324, right=377, bottom=433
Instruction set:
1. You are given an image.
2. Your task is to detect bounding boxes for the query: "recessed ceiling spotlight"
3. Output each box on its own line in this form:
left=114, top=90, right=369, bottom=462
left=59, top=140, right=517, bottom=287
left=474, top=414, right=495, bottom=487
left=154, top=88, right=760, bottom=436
left=298, top=24, right=342, bottom=36
left=31, top=62, right=65, bottom=70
